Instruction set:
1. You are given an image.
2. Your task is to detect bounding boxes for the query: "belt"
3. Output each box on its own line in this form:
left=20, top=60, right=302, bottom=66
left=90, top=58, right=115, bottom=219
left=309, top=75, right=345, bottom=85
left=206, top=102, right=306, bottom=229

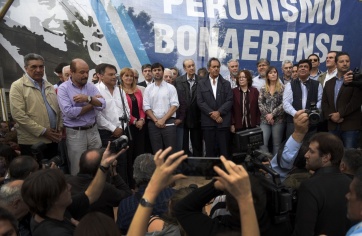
left=65, top=123, right=96, bottom=131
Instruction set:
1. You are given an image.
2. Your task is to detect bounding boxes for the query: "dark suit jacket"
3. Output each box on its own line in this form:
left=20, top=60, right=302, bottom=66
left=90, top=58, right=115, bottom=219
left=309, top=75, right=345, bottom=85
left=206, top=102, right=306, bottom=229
left=137, top=81, right=147, bottom=87
left=175, top=74, right=201, bottom=128
left=232, top=86, right=260, bottom=129
left=322, top=77, right=362, bottom=131
left=293, top=166, right=351, bottom=236
left=197, top=74, right=233, bottom=128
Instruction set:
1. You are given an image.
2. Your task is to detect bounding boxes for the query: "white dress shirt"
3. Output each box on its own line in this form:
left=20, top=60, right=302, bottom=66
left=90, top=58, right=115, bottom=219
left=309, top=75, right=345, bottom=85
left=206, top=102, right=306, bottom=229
left=252, top=75, right=266, bottom=91
left=143, top=80, right=179, bottom=119
left=209, top=76, right=219, bottom=98
left=95, top=82, right=130, bottom=131
left=323, top=68, right=337, bottom=87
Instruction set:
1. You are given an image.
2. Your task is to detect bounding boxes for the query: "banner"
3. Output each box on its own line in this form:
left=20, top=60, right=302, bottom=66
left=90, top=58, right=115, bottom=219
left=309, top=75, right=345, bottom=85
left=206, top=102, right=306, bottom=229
left=1, top=0, right=362, bottom=86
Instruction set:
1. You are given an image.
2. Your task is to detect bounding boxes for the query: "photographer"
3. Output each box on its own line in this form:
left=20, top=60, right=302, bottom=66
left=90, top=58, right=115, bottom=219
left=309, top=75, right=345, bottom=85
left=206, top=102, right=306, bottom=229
left=270, top=110, right=309, bottom=182
left=322, top=52, right=362, bottom=148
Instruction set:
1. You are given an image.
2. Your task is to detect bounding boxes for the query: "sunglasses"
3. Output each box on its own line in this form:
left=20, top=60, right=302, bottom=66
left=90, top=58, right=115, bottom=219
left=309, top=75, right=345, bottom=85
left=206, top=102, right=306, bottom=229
left=309, top=59, right=319, bottom=62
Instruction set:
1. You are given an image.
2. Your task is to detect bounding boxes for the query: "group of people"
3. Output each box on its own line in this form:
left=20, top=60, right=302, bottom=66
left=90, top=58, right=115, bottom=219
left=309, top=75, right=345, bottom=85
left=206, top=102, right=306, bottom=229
left=0, top=50, right=361, bottom=236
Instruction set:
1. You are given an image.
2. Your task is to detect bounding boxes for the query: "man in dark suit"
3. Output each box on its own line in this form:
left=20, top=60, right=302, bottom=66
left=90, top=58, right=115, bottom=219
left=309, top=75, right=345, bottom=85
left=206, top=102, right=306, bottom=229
left=137, top=64, right=153, bottom=87
left=197, top=58, right=233, bottom=158
left=322, top=52, right=362, bottom=148
left=293, top=132, right=351, bottom=236
left=175, top=59, right=203, bottom=156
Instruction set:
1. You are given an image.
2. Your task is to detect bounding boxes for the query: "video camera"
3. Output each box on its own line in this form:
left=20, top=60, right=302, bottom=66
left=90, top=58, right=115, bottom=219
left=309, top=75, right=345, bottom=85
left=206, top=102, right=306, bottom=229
left=109, top=135, right=128, bottom=153
left=353, top=68, right=362, bottom=82
left=31, top=142, right=63, bottom=168
left=233, top=128, right=293, bottom=224
left=305, top=102, right=320, bottom=126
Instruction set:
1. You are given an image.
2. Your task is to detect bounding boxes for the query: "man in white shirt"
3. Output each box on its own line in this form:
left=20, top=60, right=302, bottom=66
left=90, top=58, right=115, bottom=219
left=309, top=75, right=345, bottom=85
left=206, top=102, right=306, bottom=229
left=143, top=62, right=179, bottom=154
left=223, top=59, right=239, bottom=89
left=95, top=63, right=130, bottom=183
left=318, top=51, right=338, bottom=87
left=252, top=58, right=270, bottom=91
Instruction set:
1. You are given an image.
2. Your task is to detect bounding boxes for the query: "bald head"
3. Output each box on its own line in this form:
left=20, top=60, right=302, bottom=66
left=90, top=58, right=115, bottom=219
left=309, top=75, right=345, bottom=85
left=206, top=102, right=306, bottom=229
left=79, top=149, right=102, bottom=176
left=70, top=58, right=90, bottom=87
left=0, top=180, right=28, bottom=219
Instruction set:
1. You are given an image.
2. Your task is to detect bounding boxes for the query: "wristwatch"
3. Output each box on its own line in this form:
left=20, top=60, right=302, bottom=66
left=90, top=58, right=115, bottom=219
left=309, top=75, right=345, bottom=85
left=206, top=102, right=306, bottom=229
left=87, top=96, right=92, bottom=103
left=139, top=198, right=155, bottom=208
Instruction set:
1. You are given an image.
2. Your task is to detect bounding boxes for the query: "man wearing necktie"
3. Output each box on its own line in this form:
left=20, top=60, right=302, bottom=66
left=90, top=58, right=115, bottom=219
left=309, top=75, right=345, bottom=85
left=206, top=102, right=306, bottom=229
left=283, top=59, right=323, bottom=139
left=197, top=58, right=233, bottom=158
left=175, top=59, right=203, bottom=156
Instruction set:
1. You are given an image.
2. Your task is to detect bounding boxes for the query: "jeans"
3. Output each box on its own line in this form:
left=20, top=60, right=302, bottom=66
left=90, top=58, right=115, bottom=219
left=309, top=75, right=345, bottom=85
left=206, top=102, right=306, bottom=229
left=260, top=123, right=285, bottom=155
left=329, top=128, right=360, bottom=148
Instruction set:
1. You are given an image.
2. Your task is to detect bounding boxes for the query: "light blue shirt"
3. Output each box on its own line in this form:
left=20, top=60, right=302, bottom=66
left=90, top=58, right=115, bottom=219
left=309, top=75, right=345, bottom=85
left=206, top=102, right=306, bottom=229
left=283, top=78, right=323, bottom=117
left=334, top=76, right=344, bottom=109
left=270, top=135, right=303, bottom=182
left=346, top=222, right=362, bottom=236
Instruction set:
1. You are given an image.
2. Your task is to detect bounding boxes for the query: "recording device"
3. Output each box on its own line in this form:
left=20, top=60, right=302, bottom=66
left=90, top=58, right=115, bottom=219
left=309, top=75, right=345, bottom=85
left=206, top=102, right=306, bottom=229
left=305, top=102, right=320, bottom=126
left=31, top=142, right=64, bottom=167
left=178, top=157, right=222, bottom=177
left=109, top=135, right=128, bottom=153
left=353, top=67, right=362, bottom=82
left=233, top=128, right=293, bottom=224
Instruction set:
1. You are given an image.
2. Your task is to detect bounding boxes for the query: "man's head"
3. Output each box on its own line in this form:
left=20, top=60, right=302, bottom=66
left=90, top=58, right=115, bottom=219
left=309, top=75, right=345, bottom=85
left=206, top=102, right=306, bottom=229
left=170, top=67, right=179, bottom=82
left=207, top=57, right=221, bottom=79
left=0, top=180, right=28, bottom=220
left=0, top=207, right=18, bottom=236
left=256, top=58, right=270, bottom=78
left=70, top=58, right=89, bottom=87
left=133, top=153, right=155, bottom=187
left=297, top=59, right=312, bottom=81
left=281, top=60, right=293, bottom=79
left=79, top=148, right=103, bottom=176
left=54, top=62, right=68, bottom=82
left=8, top=156, right=39, bottom=180
left=307, top=53, right=320, bottom=70
left=227, top=59, right=239, bottom=77
left=131, top=68, right=139, bottom=83
left=163, top=68, right=173, bottom=84
left=22, top=169, right=72, bottom=218
left=325, top=51, right=337, bottom=70
left=340, top=149, right=362, bottom=176
left=304, top=133, right=344, bottom=171
left=62, top=65, right=70, bottom=82
left=292, top=64, right=298, bottom=79
left=97, top=63, right=118, bottom=88
left=0, top=121, right=8, bottom=135
left=346, top=167, right=362, bottom=221
left=183, top=59, right=195, bottom=78
left=24, top=53, right=45, bottom=82
left=335, top=52, right=351, bottom=76
left=151, top=63, right=164, bottom=81
left=197, top=67, right=207, bottom=78
left=142, top=64, right=152, bottom=82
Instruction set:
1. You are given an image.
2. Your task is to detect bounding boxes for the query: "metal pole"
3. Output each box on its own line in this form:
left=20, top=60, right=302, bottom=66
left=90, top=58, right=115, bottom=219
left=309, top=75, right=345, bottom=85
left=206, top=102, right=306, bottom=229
left=0, top=0, right=15, bottom=22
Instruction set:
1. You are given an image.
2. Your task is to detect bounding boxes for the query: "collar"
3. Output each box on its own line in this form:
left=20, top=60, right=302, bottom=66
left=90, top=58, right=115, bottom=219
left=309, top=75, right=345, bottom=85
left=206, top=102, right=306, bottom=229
left=26, top=73, right=44, bottom=87
left=313, top=166, right=340, bottom=176
left=209, top=75, right=219, bottom=81
left=187, top=74, right=195, bottom=81
left=99, top=81, right=116, bottom=90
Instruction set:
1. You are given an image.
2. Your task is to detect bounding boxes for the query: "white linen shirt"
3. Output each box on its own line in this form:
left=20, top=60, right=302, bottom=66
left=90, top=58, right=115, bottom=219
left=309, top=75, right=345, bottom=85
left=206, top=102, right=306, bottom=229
left=95, top=82, right=130, bottom=132
left=143, top=80, right=179, bottom=119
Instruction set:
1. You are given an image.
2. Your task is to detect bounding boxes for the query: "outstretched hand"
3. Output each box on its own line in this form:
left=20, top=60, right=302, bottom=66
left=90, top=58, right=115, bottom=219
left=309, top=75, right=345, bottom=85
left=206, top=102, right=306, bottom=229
left=147, top=147, right=188, bottom=195
left=100, top=141, right=128, bottom=168
left=213, top=156, right=252, bottom=200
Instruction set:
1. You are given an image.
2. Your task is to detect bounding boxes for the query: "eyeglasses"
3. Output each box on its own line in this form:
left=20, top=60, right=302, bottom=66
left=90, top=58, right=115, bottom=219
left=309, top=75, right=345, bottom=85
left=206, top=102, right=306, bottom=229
left=309, top=59, right=318, bottom=62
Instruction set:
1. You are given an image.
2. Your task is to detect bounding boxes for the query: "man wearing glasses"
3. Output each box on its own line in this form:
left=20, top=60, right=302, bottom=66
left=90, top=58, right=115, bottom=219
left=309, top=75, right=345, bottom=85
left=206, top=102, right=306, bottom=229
left=308, top=54, right=323, bottom=80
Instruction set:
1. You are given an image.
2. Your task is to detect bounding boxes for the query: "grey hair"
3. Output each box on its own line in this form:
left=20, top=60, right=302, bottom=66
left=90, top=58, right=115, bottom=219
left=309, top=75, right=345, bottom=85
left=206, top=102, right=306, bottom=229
left=282, top=60, right=293, bottom=67
left=227, top=59, right=239, bottom=66
left=24, top=53, right=44, bottom=67
left=133, top=153, right=155, bottom=186
left=62, top=65, right=70, bottom=75
left=256, top=58, right=270, bottom=66
left=0, top=182, right=22, bottom=205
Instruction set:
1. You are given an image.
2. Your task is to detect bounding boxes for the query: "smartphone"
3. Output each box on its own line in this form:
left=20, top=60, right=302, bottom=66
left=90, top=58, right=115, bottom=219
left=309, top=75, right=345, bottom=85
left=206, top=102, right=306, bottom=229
left=178, top=157, right=223, bottom=177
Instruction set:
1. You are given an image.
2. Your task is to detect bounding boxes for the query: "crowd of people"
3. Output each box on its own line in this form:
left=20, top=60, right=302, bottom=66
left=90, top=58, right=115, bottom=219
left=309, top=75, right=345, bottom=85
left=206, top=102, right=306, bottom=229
left=0, top=51, right=361, bottom=236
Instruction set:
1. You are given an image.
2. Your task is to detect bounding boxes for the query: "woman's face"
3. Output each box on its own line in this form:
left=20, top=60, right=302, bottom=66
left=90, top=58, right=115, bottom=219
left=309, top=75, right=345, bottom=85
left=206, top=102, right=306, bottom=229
left=122, top=72, right=134, bottom=86
left=238, top=72, right=248, bottom=87
left=268, top=68, right=278, bottom=81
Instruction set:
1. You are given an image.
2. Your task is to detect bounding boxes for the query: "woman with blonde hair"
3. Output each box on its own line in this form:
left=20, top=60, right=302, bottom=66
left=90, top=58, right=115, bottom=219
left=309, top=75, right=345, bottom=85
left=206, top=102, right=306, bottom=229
left=258, top=66, right=285, bottom=155
left=120, top=67, right=146, bottom=188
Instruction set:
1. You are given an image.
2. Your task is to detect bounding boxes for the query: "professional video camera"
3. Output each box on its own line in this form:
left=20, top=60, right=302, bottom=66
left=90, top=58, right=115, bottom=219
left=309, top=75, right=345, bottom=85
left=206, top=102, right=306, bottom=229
left=31, top=142, right=63, bottom=168
left=109, top=135, right=128, bottom=153
left=233, top=127, right=293, bottom=224
left=305, top=102, right=320, bottom=126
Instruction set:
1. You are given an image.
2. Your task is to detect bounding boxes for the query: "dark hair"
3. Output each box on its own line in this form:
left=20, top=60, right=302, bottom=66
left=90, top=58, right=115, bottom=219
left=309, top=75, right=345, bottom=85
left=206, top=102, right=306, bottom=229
left=197, top=67, right=208, bottom=77
left=74, top=212, right=119, bottom=236
left=235, top=69, right=252, bottom=87
left=307, top=53, right=320, bottom=61
left=141, top=64, right=152, bottom=72
left=0, top=207, right=18, bottom=235
left=0, top=143, right=18, bottom=166
left=297, top=59, right=312, bottom=70
left=8, top=156, right=38, bottom=180
left=95, top=63, right=106, bottom=74
left=335, top=51, right=350, bottom=63
left=207, top=57, right=220, bottom=69
left=256, top=58, right=270, bottom=66
left=54, top=62, right=68, bottom=74
left=97, top=63, right=117, bottom=75
left=151, top=62, right=164, bottom=71
left=163, top=187, right=194, bottom=224
left=309, top=132, right=344, bottom=166
left=342, top=149, right=362, bottom=175
left=170, top=67, right=179, bottom=75
left=79, top=148, right=102, bottom=176
left=354, top=167, right=362, bottom=200
left=21, top=169, right=68, bottom=217
left=24, top=53, right=44, bottom=67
